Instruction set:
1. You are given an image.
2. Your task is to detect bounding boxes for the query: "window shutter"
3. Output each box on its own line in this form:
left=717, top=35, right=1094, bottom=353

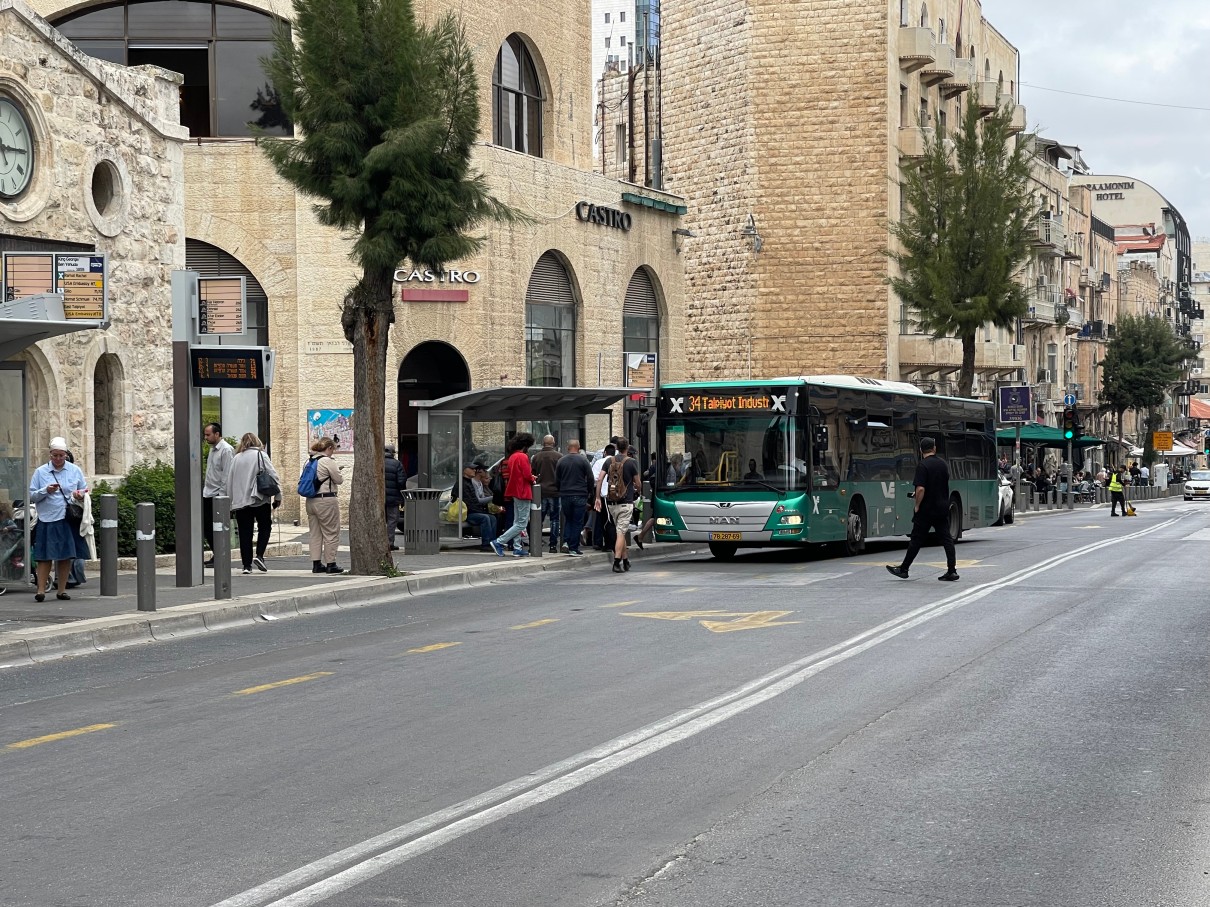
left=525, top=252, right=573, bottom=305
left=623, top=268, right=658, bottom=317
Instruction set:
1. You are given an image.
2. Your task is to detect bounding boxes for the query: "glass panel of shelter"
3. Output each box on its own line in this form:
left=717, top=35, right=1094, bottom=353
left=0, top=365, right=29, bottom=587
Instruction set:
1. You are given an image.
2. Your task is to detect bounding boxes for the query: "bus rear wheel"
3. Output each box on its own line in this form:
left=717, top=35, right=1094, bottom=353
left=842, top=503, right=866, bottom=556
left=948, top=495, right=964, bottom=541
left=709, top=542, right=738, bottom=561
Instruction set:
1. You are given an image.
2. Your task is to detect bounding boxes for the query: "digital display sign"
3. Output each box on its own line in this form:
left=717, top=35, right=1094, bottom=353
left=663, top=389, right=793, bottom=416
left=190, top=347, right=274, bottom=389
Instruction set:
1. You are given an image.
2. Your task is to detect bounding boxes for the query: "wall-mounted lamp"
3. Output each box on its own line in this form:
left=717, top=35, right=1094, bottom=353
left=740, top=213, right=763, bottom=254
left=672, top=227, right=695, bottom=254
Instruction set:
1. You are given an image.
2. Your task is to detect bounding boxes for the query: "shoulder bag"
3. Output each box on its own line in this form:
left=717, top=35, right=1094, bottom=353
left=256, top=451, right=281, bottom=498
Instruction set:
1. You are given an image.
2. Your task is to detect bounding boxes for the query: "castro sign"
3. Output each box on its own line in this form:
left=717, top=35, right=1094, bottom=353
left=575, top=201, right=632, bottom=231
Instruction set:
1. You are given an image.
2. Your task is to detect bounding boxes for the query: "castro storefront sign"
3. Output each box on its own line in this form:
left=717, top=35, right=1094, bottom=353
left=393, top=267, right=480, bottom=303
left=575, top=201, right=632, bottom=231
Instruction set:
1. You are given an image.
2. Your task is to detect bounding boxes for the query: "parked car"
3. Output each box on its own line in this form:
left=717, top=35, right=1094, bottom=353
left=1183, top=469, right=1210, bottom=501
left=992, top=475, right=1015, bottom=525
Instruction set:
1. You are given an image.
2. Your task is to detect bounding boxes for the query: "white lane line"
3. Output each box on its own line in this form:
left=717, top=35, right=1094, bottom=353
left=211, top=518, right=1177, bottom=907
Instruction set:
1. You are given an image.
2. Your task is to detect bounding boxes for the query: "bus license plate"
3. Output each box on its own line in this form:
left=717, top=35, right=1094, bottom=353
left=710, top=532, right=741, bottom=542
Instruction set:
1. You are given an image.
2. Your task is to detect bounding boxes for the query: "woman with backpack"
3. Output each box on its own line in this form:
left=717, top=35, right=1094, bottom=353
left=491, top=433, right=535, bottom=557
left=303, top=437, right=345, bottom=573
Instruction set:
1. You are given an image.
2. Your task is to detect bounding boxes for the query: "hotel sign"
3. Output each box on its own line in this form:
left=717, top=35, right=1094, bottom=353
left=1085, top=180, right=1134, bottom=202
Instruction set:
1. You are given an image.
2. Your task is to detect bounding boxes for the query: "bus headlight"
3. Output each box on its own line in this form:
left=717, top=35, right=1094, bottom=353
left=656, top=517, right=674, bottom=528
left=777, top=514, right=803, bottom=526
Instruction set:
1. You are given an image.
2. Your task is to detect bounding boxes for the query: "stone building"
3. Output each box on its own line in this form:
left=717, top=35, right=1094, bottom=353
left=12, top=0, right=686, bottom=521
left=0, top=0, right=186, bottom=489
left=658, top=0, right=1022, bottom=385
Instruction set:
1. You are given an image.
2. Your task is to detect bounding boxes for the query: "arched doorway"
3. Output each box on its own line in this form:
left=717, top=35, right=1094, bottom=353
left=397, top=341, right=471, bottom=477
left=93, top=353, right=125, bottom=476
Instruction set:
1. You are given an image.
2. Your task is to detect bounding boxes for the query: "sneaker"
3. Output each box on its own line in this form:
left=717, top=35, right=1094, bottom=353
left=252, top=556, right=267, bottom=573
left=560, top=542, right=570, bottom=553
left=612, top=560, right=624, bottom=573
left=241, top=567, right=252, bottom=575
left=513, top=549, right=530, bottom=558
left=622, top=558, right=631, bottom=572
left=567, top=550, right=584, bottom=558
left=885, top=565, right=909, bottom=579
left=549, top=546, right=558, bottom=554
left=491, top=541, right=506, bottom=557
left=203, top=557, right=215, bottom=568
left=938, top=571, right=960, bottom=582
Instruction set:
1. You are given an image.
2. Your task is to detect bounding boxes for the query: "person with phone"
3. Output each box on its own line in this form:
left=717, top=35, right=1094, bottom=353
left=28, top=436, right=89, bottom=602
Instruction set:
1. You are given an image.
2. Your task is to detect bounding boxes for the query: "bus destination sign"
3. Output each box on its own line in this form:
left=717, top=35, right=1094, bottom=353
left=664, top=389, right=792, bottom=416
left=190, top=347, right=275, bottom=389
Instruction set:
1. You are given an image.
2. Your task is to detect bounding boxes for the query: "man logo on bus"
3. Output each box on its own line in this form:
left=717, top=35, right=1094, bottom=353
left=669, top=397, right=684, bottom=414
left=770, top=394, right=786, bottom=412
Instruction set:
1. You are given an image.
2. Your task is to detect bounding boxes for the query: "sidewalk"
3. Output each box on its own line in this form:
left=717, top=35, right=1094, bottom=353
left=0, top=524, right=692, bottom=669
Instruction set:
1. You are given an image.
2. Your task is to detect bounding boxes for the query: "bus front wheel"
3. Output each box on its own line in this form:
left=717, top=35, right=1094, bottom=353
left=842, top=503, right=866, bottom=556
left=709, top=542, right=738, bottom=561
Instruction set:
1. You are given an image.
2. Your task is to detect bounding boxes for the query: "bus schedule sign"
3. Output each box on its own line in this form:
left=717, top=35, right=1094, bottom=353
left=665, top=389, right=792, bottom=416
left=190, top=347, right=275, bottom=389
left=997, top=386, right=1031, bottom=424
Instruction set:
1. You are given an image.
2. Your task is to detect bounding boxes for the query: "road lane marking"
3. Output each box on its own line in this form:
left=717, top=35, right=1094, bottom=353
left=6, top=723, right=116, bottom=750
left=509, top=619, right=559, bottom=630
left=622, top=610, right=801, bottom=633
left=598, top=599, right=642, bottom=609
left=232, top=672, right=334, bottom=696
left=209, top=517, right=1177, bottom=907
left=404, top=643, right=461, bottom=654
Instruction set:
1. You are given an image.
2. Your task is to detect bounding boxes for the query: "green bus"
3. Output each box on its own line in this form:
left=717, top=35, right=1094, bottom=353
left=653, top=376, right=999, bottom=560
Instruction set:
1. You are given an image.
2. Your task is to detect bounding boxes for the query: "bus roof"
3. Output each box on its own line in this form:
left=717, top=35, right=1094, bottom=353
left=660, top=375, right=925, bottom=395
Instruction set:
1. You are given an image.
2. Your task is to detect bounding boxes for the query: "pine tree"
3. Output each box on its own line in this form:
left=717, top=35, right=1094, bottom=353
left=260, top=0, right=521, bottom=574
left=889, top=94, right=1038, bottom=398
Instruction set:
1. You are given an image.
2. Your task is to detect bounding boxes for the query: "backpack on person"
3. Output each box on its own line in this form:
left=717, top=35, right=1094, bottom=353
left=606, top=456, right=629, bottom=504
left=297, top=456, right=322, bottom=497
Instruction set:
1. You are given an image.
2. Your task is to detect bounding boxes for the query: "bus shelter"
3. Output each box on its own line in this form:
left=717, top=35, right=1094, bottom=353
left=410, top=386, right=642, bottom=540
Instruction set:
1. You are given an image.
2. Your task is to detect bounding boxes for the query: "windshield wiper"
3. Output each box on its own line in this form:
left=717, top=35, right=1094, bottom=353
left=738, top=479, right=783, bottom=493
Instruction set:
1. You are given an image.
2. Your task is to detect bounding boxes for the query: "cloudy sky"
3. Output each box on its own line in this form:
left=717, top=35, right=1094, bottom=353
left=979, top=0, right=1210, bottom=243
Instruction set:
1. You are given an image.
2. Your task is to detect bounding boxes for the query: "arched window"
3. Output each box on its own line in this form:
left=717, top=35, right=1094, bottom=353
left=938, top=18, right=946, bottom=44
left=984, top=59, right=992, bottom=80
left=93, top=353, right=125, bottom=475
left=525, top=252, right=575, bottom=386
left=900, top=0, right=910, bottom=27
left=623, top=266, right=660, bottom=386
left=493, top=35, right=543, bottom=157
left=52, top=1, right=291, bottom=139
left=919, top=3, right=928, bottom=29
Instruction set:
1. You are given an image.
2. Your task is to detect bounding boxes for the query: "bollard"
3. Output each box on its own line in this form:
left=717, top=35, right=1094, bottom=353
left=99, top=494, right=118, bottom=597
left=528, top=482, right=543, bottom=559
left=136, top=502, right=156, bottom=612
left=213, top=495, right=232, bottom=600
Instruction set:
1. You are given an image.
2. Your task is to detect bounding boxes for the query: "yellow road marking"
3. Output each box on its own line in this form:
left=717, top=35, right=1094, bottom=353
left=599, top=599, right=642, bottom=609
left=6, top=723, right=116, bottom=750
left=674, top=586, right=699, bottom=594
left=232, top=671, right=333, bottom=696
left=510, top=619, right=560, bottom=630
left=623, top=610, right=800, bottom=633
left=405, top=642, right=462, bottom=654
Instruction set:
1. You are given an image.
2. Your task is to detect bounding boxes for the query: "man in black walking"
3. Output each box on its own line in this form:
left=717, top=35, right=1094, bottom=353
left=886, top=437, right=959, bottom=582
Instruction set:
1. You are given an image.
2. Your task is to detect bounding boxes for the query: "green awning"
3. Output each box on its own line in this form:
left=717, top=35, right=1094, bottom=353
left=620, top=191, right=688, bottom=215
left=997, top=422, right=1104, bottom=449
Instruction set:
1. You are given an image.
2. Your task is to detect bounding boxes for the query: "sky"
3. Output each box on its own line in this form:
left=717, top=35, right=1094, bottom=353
left=979, top=0, right=1210, bottom=243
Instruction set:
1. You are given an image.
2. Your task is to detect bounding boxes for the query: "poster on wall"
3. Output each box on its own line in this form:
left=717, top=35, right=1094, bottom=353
left=308, top=409, right=354, bottom=452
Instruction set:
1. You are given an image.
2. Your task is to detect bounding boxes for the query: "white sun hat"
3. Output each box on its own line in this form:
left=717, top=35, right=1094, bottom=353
left=49, top=437, right=69, bottom=452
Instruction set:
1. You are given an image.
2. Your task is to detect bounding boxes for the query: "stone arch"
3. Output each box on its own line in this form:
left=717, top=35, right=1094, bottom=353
left=13, top=344, right=63, bottom=457
left=77, top=334, right=137, bottom=477
left=184, top=211, right=291, bottom=301
left=396, top=341, right=472, bottom=477
left=524, top=248, right=584, bottom=387
left=92, top=352, right=125, bottom=476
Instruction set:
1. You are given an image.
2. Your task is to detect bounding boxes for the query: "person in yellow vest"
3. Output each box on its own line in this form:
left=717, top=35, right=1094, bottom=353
left=1108, top=465, right=1127, bottom=516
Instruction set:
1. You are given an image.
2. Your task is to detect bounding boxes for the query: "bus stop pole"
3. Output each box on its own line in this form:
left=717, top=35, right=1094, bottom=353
left=1066, top=440, right=1074, bottom=510
left=528, top=483, right=542, bottom=558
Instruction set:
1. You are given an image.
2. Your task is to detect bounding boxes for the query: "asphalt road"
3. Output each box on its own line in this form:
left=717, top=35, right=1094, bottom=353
left=3, top=500, right=1209, bottom=907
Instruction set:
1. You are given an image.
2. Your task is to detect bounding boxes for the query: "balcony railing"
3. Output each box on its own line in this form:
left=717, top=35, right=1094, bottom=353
left=898, top=26, right=936, bottom=70
left=1031, top=213, right=1066, bottom=254
left=1024, top=286, right=1059, bottom=323
left=897, top=125, right=934, bottom=159
left=921, top=44, right=955, bottom=83
left=941, top=58, right=974, bottom=97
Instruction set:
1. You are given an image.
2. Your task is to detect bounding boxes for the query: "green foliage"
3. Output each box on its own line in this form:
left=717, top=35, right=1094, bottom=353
left=888, top=94, right=1039, bottom=397
left=89, top=463, right=178, bottom=556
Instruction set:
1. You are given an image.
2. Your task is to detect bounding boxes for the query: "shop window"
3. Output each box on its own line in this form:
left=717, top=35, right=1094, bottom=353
left=493, top=34, right=543, bottom=157
left=525, top=252, right=576, bottom=386
left=53, top=1, right=291, bottom=139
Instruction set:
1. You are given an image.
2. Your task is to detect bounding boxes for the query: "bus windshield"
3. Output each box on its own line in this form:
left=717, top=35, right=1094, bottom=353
left=662, top=415, right=805, bottom=491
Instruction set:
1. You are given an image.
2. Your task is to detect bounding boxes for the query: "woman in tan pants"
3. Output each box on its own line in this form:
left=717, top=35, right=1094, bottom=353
left=305, top=438, right=345, bottom=574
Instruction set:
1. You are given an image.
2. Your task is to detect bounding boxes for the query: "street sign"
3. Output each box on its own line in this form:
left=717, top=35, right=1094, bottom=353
left=1063, top=393, right=1077, bottom=406
left=997, top=386, right=1031, bottom=423
left=1153, top=431, right=1174, bottom=451
left=55, top=255, right=107, bottom=320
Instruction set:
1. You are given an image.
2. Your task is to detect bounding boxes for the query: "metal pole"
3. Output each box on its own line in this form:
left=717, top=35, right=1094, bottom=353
left=1066, top=440, right=1074, bottom=510
left=99, top=494, right=118, bottom=597
left=528, top=482, right=542, bottom=558
left=136, top=502, right=156, bottom=612
left=213, top=495, right=232, bottom=600
left=171, top=270, right=203, bottom=588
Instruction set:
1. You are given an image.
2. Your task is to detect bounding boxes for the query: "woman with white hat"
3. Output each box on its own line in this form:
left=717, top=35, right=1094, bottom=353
left=28, top=437, right=88, bottom=602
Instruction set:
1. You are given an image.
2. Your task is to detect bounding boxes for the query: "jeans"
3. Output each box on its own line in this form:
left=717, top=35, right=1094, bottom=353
left=560, top=495, right=587, bottom=553
left=466, top=511, right=497, bottom=546
left=541, top=496, right=560, bottom=549
left=497, top=497, right=532, bottom=551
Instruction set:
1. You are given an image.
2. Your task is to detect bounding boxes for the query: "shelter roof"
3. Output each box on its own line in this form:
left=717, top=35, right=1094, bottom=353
left=410, top=386, right=643, bottom=421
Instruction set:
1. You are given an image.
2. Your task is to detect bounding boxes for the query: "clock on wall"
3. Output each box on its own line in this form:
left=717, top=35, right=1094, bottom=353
left=0, top=96, right=35, bottom=200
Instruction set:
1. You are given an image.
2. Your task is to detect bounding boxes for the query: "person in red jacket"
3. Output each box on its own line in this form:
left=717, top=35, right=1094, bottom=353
left=492, top=432, right=535, bottom=557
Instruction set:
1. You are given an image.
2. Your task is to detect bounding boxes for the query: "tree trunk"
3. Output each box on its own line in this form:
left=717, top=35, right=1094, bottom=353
left=343, top=267, right=394, bottom=575
left=957, top=334, right=976, bottom=398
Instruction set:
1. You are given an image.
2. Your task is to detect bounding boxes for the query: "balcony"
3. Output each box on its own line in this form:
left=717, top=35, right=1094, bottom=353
left=897, top=125, right=934, bottom=159
left=1079, top=268, right=1094, bottom=288
left=896, top=335, right=1021, bottom=372
left=975, top=80, right=1000, bottom=114
left=1007, top=103, right=1027, bottom=135
left=940, top=58, right=974, bottom=97
left=1062, top=231, right=1083, bottom=261
left=1024, top=285, right=1059, bottom=325
left=1031, top=213, right=1066, bottom=255
left=920, top=44, right=956, bottom=84
left=898, top=26, right=936, bottom=71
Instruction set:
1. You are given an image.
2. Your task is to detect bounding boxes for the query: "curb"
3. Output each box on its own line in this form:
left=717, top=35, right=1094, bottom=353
left=0, top=542, right=699, bottom=669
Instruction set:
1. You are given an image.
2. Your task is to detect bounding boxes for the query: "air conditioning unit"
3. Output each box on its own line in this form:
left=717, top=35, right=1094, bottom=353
left=1194, top=367, right=1203, bottom=375
left=1037, top=368, right=1052, bottom=383
left=1027, top=306, right=1037, bottom=318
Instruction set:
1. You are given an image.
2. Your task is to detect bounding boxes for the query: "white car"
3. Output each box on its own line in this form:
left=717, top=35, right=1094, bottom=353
left=992, top=475, right=1015, bottom=525
left=1184, top=469, right=1210, bottom=501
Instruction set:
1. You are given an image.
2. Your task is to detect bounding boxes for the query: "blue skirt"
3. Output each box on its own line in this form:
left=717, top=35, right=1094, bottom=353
left=33, top=518, right=88, bottom=562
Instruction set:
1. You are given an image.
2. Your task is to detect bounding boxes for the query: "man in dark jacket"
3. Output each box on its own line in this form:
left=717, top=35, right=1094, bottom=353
left=530, top=434, right=563, bottom=552
left=554, top=439, right=594, bottom=557
left=384, top=443, right=406, bottom=550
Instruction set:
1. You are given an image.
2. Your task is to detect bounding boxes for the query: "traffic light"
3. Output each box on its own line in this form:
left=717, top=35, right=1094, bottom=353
left=1062, top=407, right=1076, bottom=440
left=1204, top=434, right=1210, bottom=456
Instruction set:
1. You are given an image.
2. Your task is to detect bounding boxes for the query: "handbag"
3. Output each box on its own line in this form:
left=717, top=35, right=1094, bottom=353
left=56, top=473, right=85, bottom=529
left=256, top=451, right=281, bottom=498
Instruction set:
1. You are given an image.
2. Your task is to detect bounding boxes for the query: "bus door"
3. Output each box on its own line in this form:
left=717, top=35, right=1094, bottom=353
left=893, top=405, right=919, bottom=532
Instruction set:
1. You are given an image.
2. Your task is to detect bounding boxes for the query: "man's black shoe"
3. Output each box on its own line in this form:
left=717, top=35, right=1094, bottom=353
left=885, top=565, right=909, bottom=579
left=203, top=557, right=215, bottom=567
left=612, top=560, right=624, bottom=573
left=938, top=571, right=960, bottom=582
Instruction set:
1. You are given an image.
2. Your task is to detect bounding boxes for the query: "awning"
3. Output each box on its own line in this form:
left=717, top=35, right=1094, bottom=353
left=411, top=386, right=646, bottom=421
left=996, top=422, right=1105, bottom=449
left=1189, top=397, right=1210, bottom=420
left=1129, top=442, right=1198, bottom=457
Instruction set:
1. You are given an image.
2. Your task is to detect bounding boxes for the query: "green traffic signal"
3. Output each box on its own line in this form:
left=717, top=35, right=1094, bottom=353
left=1062, top=406, right=1076, bottom=440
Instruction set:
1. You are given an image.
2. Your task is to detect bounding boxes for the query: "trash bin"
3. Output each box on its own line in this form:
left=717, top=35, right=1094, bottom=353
left=402, top=488, right=442, bottom=555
